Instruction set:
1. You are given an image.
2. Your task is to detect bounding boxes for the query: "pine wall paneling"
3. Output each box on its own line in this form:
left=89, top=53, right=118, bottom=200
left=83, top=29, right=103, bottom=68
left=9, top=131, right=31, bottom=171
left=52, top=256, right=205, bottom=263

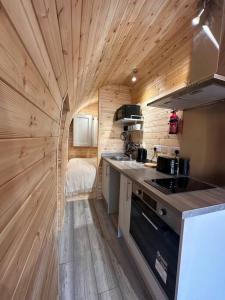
left=56, top=0, right=74, bottom=109
left=98, top=85, right=131, bottom=156
left=32, top=0, right=68, bottom=98
left=0, top=0, right=215, bottom=297
left=130, top=9, right=195, bottom=161
left=58, top=100, right=70, bottom=228
left=1, top=0, right=62, bottom=106
left=0, top=3, right=62, bottom=299
left=97, top=85, right=131, bottom=199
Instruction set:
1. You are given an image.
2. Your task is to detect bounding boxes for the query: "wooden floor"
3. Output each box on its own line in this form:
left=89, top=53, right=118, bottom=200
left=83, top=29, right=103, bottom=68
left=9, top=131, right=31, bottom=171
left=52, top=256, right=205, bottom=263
left=59, top=198, right=152, bottom=300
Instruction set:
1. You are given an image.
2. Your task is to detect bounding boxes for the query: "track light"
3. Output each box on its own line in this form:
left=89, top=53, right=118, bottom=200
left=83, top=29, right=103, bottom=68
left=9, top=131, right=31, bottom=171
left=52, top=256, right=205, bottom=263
left=192, top=8, right=205, bottom=26
left=131, top=69, right=137, bottom=82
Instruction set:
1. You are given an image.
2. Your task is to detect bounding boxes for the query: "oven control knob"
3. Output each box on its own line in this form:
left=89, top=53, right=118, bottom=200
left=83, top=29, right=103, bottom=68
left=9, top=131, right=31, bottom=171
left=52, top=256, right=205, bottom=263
left=159, top=208, right=167, bottom=216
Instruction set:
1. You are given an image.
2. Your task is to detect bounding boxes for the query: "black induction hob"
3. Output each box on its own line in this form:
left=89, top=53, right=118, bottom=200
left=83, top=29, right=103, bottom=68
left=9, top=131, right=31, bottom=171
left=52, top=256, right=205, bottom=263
left=145, top=177, right=215, bottom=194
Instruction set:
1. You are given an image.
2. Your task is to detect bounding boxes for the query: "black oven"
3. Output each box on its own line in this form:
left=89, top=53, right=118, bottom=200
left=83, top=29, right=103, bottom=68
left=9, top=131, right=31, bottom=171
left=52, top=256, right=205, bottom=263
left=130, top=192, right=180, bottom=300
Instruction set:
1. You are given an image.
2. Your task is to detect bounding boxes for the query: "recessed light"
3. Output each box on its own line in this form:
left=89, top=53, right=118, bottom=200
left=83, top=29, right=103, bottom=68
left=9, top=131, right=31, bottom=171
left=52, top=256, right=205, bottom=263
left=131, top=69, right=137, bottom=83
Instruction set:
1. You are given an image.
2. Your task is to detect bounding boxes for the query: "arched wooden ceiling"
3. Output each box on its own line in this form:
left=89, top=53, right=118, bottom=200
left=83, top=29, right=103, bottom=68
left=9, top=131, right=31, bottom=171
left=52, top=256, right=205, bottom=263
left=61, top=0, right=197, bottom=109
left=2, top=0, right=197, bottom=113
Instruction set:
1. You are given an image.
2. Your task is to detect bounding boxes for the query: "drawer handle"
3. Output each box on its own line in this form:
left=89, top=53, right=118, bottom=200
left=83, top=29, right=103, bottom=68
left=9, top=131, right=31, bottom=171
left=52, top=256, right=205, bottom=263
left=142, top=213, right=158, bottom=231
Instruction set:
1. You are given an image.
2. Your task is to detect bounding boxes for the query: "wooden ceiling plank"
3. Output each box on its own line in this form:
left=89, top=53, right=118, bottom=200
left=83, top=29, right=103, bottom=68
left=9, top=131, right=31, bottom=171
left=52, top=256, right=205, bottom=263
left=1, top=0, right=62, bottom=107
left=99, top=0, right=164, bottom=83
left=133, top=46, right=191, bottom=94
left=75, top=0, right=94, bottom=105
left=32, top=0, right=68, bottom=99
left=88, top=0, right=146, bottom=95
left=78, top=0, right=105, bottom=104
left=82, top=0, right=158, bottom=102
left=71, top=0, right=82, bottom=107
left=107, top=0, right=178, bottom=82
left=56, top=0, right=74, bottom=109
left=110, top=0, right=196, bottom=83
left=77, top=0, right=121, bottom=106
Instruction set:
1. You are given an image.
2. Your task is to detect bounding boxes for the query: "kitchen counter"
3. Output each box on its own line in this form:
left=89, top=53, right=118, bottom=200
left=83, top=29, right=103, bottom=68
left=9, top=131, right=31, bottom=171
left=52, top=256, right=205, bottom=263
left=103, top=156, right=225, bottom=218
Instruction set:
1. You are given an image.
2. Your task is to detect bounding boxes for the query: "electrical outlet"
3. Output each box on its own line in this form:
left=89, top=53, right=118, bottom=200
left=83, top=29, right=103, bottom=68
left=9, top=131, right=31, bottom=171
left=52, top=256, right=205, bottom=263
left=154, top=144, right=161, bottom=153
left=170, top=147, right=180, bottom=156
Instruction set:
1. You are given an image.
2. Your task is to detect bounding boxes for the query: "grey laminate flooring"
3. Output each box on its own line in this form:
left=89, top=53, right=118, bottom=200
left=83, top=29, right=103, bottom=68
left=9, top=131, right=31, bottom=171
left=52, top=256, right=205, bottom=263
left=59, top=199, right=152, bottom=300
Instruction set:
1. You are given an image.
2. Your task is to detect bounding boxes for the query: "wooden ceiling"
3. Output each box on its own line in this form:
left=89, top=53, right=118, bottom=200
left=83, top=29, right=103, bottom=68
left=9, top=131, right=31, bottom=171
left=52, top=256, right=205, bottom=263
left=65, top=0, right=197, bottom=108
left=2, top=0, right=198, bottom=111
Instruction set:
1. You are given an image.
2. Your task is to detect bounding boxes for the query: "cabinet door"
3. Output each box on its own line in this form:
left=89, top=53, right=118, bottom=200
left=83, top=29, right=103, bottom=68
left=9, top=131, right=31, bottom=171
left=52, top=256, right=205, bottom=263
left=118, top=175, right=132, bottom=240
left=92, top=117, right=98, bottom=147
left=102, top=160, right=110, bottom=204
left=124, top=178, right=132, bottom=236
left=73, top=115, right=92, bottom=146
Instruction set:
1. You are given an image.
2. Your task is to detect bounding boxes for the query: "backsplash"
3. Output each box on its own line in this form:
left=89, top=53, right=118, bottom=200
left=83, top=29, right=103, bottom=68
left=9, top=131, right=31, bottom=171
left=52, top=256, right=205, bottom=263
left=131, top=104, right=182, bottom=159
left=181, top=102, right=225, bottom=186
left=134, top=101, right=225, bottom=186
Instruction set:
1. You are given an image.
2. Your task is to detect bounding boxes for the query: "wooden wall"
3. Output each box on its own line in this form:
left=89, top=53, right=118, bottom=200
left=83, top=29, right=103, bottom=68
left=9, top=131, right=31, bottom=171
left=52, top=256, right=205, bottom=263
left=140, top=105, right=182, bottom=158
left=97, top=85, right=131, bottom=198
left=79, top=102, right=98, bottom=116
left=130, top=4, right=195, bottom=160
left=68, top=102, right=98, bottom=159
left=0, top=2, right=67, bottom=299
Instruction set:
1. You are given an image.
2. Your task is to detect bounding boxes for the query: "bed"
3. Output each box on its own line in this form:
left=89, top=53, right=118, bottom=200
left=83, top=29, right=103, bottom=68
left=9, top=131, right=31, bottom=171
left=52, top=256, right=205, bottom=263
left=65, top=157, right=97, bottom=201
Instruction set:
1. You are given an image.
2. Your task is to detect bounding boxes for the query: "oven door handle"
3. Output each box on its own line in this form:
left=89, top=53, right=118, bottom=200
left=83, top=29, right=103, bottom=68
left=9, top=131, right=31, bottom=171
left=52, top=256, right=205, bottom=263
left=142, top=212, right=159, bottom=231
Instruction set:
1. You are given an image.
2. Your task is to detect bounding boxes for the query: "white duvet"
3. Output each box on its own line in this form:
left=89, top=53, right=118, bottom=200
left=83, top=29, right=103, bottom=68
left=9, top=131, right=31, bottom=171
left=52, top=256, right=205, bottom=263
left=65, top=158, right=97, bottom=197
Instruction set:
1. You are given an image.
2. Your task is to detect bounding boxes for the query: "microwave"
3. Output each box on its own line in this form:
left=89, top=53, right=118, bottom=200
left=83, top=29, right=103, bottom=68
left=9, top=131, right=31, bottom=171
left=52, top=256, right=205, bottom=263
left=115, top=105, right=142, bottom=121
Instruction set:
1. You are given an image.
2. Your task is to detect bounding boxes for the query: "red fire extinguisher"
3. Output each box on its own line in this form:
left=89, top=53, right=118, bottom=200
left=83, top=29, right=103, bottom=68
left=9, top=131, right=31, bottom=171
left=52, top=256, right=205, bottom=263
left=169, top=110, right=179, bottom=134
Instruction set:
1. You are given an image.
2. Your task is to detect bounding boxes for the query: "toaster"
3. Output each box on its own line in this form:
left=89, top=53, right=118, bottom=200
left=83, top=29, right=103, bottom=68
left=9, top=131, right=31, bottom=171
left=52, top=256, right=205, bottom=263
left=157, top=156, right=178, bottom=175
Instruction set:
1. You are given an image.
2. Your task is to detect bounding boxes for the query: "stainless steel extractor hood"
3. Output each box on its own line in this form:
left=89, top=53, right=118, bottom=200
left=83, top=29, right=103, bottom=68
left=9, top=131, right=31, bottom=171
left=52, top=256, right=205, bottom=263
left=148, top=0, right=225, bottom=110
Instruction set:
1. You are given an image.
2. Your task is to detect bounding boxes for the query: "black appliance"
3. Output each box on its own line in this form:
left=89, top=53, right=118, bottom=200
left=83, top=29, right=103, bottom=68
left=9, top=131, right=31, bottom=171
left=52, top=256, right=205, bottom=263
left=115, top=105, right=142, bottom=121
left=157, top=156, right=178, bottom=175
left=136, top=148, right=147, bottom=163
left=130, top=184, right=180, bottom=300
left=145, top=177, right=215, bottom=195
left=179, top=158, right=190, bottom=176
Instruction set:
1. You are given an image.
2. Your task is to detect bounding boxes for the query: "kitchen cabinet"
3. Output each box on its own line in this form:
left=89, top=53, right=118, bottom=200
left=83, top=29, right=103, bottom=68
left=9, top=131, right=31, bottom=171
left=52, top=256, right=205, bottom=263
left=118, top=174, right=132, bottom=241
left=73, top=114, right=98, bottom=147
left=102, top=161, right=120, bottom=214
left=102, top=160, right=110, bottom=206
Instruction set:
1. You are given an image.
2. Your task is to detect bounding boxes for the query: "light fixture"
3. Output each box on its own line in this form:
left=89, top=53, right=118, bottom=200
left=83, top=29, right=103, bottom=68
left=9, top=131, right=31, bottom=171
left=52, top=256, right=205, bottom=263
left=203, top=25, right=219, bottom=49
left=131, top=69, right=137, bottom=82
left=192, top=8, right=205, bottom=26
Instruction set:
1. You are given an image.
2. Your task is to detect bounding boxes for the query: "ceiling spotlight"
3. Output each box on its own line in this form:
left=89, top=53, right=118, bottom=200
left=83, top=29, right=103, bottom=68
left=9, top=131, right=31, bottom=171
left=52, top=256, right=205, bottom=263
left=131, top=69, right=137, bottom=82
left=192, top=8, right=205, bottom=26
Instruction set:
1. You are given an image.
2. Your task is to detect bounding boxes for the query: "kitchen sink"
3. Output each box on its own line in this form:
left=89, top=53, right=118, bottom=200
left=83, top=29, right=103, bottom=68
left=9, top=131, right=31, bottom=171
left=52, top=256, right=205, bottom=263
left=110, top=156, right=131, bottom=161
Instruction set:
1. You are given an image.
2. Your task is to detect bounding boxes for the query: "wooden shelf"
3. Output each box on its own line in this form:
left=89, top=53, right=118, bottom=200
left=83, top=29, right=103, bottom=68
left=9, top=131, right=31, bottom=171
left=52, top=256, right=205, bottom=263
left=122, top=130, right=143, bottom=133
left=115, top=118, right=144, bottom=124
